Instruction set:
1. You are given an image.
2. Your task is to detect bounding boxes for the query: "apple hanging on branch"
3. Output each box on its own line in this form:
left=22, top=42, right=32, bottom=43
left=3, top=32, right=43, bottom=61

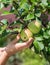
left=28, top=19, right=42, bottom=34
left=20, top=19, right=42, bottom=41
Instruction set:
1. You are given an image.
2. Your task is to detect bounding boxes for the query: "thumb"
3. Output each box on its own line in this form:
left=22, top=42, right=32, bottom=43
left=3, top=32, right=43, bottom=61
left=27, top=37, right=33, bottom=43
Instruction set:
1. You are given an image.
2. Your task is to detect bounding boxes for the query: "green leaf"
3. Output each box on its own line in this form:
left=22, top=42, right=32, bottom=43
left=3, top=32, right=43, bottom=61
left=1, top=0, right=11, bottom=3
left=48, top=47, right=50, bottom=54
left=41, top=0, right=48, bottom=6
left=46, top=30, right=50, bottom=36
left=20, top=3, right=29, bottom=11
left=33, top=40, right=44, bottom=52
left=1, top=19, right=7, bottom=24
left=0, top=3, right=4, bottom=9
left=20, top=0, right=27, bottom=6
left=43, top=32, right=49, bottom=39
left=1, top=10, right=11, bottom=15
left=31, top=0, right=37, bottom=4
left=21, top=10, right=28, bottom=16
left=35, top=36, right=43, bottom=41
left=48, top=43, right=50, bottom=47
left=24, top=13, right=34, bottom=20
left=35, top=12, right=41, bottom=17
left=0, top=25, right=7, bottom=35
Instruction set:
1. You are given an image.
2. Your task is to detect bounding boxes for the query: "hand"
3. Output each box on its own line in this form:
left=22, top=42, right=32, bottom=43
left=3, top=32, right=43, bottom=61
left=0, top=34, right=33, bottom=57
left=0, top=34, right=33, bottom=65
left=5, top=34, right=33, bottom=56
left=0, top=34, right=20, bottom=65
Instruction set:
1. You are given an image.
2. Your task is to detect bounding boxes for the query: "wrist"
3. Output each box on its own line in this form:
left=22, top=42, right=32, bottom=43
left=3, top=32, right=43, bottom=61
left=3, top=50, right=10, bottom=58
left=0, top=50, right=9, bottom=65
left=4, top=47, right=13, bottom=57
left=3, top=47, right=10, bottom=58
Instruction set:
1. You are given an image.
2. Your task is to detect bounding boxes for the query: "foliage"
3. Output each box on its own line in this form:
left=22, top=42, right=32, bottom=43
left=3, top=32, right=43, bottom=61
left=0, top=0, right=50, bottom=64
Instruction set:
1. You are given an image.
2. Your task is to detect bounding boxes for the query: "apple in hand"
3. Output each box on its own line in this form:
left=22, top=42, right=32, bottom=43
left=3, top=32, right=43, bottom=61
left=20, top=28, right=33, bottom=41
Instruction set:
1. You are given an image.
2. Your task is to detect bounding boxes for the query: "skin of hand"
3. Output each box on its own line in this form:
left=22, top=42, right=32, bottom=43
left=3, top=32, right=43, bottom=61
left=0, top=34, right=33, bottom=65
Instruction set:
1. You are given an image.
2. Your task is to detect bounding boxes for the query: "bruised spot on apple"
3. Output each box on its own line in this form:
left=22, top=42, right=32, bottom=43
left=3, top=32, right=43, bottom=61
left=20, top=28, right=33, bottom=41
left=28, top=20, right=41, bottom=34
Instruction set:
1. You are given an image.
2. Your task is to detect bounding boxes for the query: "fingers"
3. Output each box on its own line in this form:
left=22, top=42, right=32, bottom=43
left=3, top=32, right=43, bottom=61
left=26, top=37, right=33, bottom=45
left=16, top=34, right=20, bottom=41
left=8, top=34, right=20, bottom=45
left=15, top=37, right=33, bottom=49
left=15, top=38, right=33, bottom=52
left=4, top=37, right=33, bottom=56
left=25, top=37, right=33, bottom=48
left=11, top=34, right=20, bottom=44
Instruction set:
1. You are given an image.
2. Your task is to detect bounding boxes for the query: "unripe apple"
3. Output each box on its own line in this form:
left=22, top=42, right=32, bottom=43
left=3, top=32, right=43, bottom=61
left=28, top=20, right=41, bottom=34
left=20, top=28, right=33, bottom=41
